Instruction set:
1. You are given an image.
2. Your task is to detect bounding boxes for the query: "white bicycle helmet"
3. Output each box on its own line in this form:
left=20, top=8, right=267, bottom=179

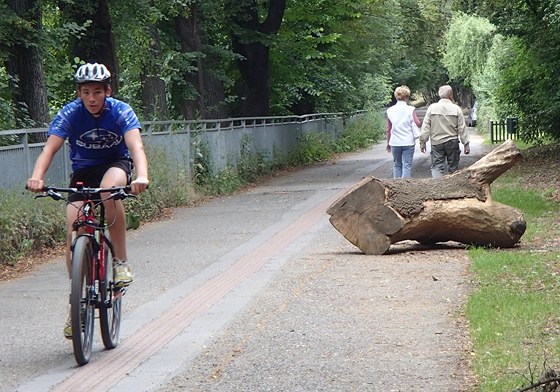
left=74, top=63, right=111, bottom=85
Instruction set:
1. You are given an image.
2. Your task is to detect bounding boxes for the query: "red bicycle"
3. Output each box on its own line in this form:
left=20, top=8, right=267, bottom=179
left=34, top=183, right=134, bottom=365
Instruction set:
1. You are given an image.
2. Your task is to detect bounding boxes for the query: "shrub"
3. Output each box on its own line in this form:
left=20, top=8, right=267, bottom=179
left=0, top=191, right=65, bottom=264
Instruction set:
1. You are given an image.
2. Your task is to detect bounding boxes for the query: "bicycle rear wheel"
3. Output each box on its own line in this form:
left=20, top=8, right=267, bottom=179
left=71, top=236, right=95, bottom=366
left=99, top=234, right=122, bottom=349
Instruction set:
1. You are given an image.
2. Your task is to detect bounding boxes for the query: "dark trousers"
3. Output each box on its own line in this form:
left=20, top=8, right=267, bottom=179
left=430, top=139, right=460, bottom=177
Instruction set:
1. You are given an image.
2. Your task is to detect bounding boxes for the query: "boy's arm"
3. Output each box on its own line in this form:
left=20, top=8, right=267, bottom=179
left=124, top=128, right=149, bottom=194
left=27, top=135, right=65, bottom=192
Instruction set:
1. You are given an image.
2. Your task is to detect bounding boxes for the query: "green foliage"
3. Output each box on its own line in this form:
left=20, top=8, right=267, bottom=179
left=475, top=0, right=560, bottom=141
left=126, top=146, right=193, bottom=222
left=333, top=110, right=385, bottom=153
left=270, top=0, right=404, bottom=114
left=288, top=132, right=333, bottom=165
left=196, top=165, right=243, bottom=196
left=0, top=0, right=473, bottom=125
left=0, top=191, right=66, bottom=265
left=443, top=12, right=496, bottom=88
left=389, top=0, right=451, bottom=97
left=237, top=135, right=269, bottom=183
left=192, top=133, right=212, bottom=187
left=0, top=68, right=16, bottom=130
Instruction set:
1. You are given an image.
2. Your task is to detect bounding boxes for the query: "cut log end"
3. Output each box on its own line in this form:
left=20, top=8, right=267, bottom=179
left=327, top=141, right=526, bottom=255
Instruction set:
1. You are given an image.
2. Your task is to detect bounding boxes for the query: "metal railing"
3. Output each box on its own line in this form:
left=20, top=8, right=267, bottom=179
left=0, top=112, right=364, bottom=190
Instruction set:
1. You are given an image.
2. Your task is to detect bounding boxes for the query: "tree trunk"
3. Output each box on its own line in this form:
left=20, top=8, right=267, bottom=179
left=59, top=0, right=120, bottom=94
left=174, top=4, right=227, bottom=119
left=232, top=41, right=270, bottom=116
left=227, top=0, right=287, bottom=117
left=140, top=26, right=168, bottom=120
left=327, top=140, right=527, bottom=255
left=4, top=0, right=50, bottom=136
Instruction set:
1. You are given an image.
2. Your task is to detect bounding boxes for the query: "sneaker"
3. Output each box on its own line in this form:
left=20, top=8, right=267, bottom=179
left=63, top=312, right=72, bottom=339
left=114, top=261, right=133, bottom=287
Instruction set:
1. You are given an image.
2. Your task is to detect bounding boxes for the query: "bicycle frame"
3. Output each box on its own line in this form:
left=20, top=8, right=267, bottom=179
left=71, top=191, right=119, bottom=308
left=34, top=183, right=133, bottom=365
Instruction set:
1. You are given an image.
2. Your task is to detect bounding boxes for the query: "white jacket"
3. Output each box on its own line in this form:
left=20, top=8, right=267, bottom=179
left=387, top=101, right=418, bottom=146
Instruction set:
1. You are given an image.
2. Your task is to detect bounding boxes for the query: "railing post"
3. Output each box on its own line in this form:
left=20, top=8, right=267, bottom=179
left=22, top=130, right=31, bottom=178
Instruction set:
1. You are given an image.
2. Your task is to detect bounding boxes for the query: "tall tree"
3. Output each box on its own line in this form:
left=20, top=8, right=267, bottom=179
left=3, top=0, right=50, bottom=130
left=273, top=0, right=399, bottom=114
left=226, top=0, right=287, bottom=116
left=390, top=0, right=451, bottom=103
left=442, top=12, right=496, bottom=106
left=58, top=0, right=120, bottom=94
left=173, top=2, right=228, bottom=119
left=477, top=0, right=560, bottom=140
left=140, top=24, right=168, bottom=120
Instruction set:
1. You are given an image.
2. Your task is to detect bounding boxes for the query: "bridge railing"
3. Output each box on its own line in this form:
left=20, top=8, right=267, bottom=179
left=0, top=112, right=364, bottom=190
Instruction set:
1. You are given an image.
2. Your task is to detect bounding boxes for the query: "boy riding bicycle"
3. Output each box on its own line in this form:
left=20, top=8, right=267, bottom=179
left=26, top=63, right=149, bottom=338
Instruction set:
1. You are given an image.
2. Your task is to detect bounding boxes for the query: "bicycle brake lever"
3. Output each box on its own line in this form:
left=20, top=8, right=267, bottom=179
left=45, top=189, right=64, bottom=201
left=123, top=189, right=137, bottom=199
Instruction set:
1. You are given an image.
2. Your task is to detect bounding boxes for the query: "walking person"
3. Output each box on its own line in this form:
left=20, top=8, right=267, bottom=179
left=419, top=85, right=470, bottom=177
left=386, top=85, right=422, bottom=178
left=26, top=62, right=149, bottom=338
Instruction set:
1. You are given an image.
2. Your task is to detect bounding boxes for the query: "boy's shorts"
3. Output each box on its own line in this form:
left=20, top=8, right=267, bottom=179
left=68, top=158, right=132, bottom=202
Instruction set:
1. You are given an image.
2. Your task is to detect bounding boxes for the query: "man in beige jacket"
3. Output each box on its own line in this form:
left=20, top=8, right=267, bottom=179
left=419, top=85, right=470, bottom=177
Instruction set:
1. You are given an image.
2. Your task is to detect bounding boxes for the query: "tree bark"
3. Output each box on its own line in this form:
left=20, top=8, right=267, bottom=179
left=174, top=4, right=228, bottom=119
left=4, top=0, right=50, bottom=134
left=327, top=140, right=527, bottom=255
left=140, top=25, right=168, bottom=120
left=227, top=0, right=287, bottom=116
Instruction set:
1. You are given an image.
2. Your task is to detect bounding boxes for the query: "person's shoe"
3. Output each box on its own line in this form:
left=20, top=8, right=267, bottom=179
left=114, top=261, right=133, bottom=287
left=63, top=312, right=72, bottom=339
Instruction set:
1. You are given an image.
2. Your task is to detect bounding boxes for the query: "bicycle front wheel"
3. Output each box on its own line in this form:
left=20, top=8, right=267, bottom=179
left=71, top=236, right=95, bottom=366
left=99, top=235, right=122, bottom=349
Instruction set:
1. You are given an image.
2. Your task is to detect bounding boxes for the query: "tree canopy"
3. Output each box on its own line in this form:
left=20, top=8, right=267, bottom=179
left=0, top=0, right=558, bottom=141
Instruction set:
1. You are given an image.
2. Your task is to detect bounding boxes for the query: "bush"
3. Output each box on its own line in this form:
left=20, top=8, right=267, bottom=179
left=288, top=132, right=333, bottom=165
left=126, top=147, right=193, bottom=223
left=334, top=110, right=385, bottom=153
left=0, top=191, right=66, bottom=264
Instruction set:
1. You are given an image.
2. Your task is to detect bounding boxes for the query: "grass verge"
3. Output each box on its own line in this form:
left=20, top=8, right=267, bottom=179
left=467, top=142, right=560, bottom=391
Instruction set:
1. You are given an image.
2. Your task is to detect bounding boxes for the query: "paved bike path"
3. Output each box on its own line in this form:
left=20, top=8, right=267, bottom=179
left=1, top=131, right=486, bottom=391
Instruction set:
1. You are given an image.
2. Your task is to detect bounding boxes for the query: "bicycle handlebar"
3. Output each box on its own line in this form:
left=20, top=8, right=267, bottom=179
left=30, top=185, right=135, bottom=202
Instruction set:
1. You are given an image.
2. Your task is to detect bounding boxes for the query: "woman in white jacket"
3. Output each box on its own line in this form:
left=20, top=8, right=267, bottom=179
left=386, top=85, right=422, bottom=178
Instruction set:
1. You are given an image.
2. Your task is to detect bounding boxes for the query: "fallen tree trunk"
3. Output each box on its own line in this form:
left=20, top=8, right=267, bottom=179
left=327, top=140, right=527, bottom=255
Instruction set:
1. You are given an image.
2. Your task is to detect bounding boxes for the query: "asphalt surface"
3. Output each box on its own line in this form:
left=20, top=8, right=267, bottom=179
left=0, top=129, right=487, bottom=392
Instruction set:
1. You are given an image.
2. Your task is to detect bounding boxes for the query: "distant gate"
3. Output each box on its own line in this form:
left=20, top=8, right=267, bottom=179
left=490, top=117, right=518, bottom=143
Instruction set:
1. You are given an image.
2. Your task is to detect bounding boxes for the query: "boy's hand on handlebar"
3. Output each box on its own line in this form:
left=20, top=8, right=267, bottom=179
left=130, top=177, right=149, bottom=195
left=26, top=178, right=44, bottom=193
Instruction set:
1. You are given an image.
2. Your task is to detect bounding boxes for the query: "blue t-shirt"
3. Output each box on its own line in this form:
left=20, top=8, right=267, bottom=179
left=48, top=97, right=141, bottom=170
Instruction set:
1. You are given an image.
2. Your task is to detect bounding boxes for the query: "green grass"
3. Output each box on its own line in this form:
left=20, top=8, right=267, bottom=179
left=492, top=184, right=556, bottom=242
left=468, top=172, right=560, bottom=391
